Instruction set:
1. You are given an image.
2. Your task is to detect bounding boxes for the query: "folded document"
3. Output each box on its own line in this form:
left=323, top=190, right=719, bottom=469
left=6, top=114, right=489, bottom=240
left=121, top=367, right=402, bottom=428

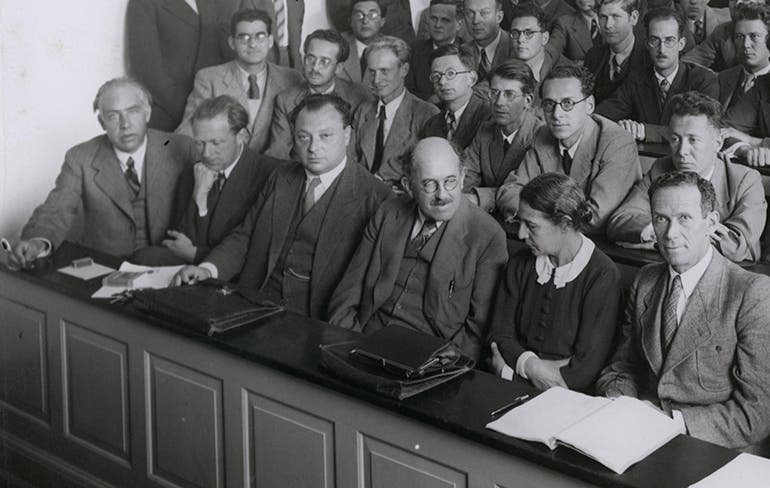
left=486, top=387, right=683, bottom=474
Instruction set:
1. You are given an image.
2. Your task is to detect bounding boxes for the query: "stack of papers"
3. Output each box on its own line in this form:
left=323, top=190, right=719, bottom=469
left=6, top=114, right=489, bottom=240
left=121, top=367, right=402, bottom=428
left=58, top=262, right=115, bottom=280
left=92, top=262, right=184, bottom=299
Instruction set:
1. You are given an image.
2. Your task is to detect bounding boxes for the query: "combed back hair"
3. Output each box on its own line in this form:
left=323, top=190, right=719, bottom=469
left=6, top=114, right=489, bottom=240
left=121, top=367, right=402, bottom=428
left=429, top=43, right=477, bottom=70
left=303, top=29, right=350, bottom=63
left=644, top=7, right=685, bottom=37
left=93, top=77, right=152, bottom=113
left=648, top=171, right=717, bottom=216
left=430, top=0, right=460, bottom=8
left=289, top=93, right=352, bottom=128
left=520, top=173, right=593, bottom=230
left=509, top=2, right=550, bottom=31
left=597, top=0, right=639, bottom=15
left=462, top=0, right=504, bottom=10
left=351, top=0, right=388, bottom=16
left=191, top=95, right=249, bottom=133
left=230, top=9, right=272, bottom=36
left=489, top=59, right=536, bottom=95
left=541, top=65, right=595, bottom=98
left=668, top=91, right=723, bottom=130
left=401, top=139, right=465, bottom=178
left=733, top=2, right=770, bottom=29
left=365, top=35, right=411, bottom=64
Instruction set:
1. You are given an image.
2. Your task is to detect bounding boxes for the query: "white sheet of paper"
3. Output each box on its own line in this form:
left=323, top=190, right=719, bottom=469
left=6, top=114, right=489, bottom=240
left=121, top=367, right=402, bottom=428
left=58, top=263, right=115, bottom=280
left=689, top=453, right=770, bottom=487
left=91, top=262, right=184, bottom=299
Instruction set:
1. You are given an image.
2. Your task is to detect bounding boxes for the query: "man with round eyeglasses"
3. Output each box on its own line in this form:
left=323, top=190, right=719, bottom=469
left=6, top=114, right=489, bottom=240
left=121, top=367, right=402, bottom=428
left=509, top=3, right=573, bottom=85
left=421, top=44, right=491, bottom=150
left=176, top=9, right=303, bottom=154
left=339, top=0, right=388, bottom=83
left=597, top=8, right=718, bottom=142
left=463, top=60, right=544, bottom=214
left=329, top=137, right=507, bottom=361
left=266, top=29, right=373, bottom=159
left=497, top=65, right=641, bottom=235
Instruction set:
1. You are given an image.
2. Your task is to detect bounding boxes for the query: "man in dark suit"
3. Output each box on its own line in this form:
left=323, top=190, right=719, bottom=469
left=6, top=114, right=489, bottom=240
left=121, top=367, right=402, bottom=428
left=497, top=65, right=642, bottom=234
left=339, top=0, right=387, bottom=83
left=174, top=94, right=391, bottom=320
left=608, top=91, right=766, bottom=262
left=406, top=0, right=464, bottom=101
left=462, top=0, right=516, bottom=80
left=329, top=137, right=508, bottom=361
left=510, top=3, right=574, bottom=84
left=352, top=36, right=440, bottom=190
left=176, top=9, right=303, bottom=154
left=597, top=8, right=719, bottom=142
left=135, top=96, right=283, bottom=265
left=464, top=60, right=545, bottom=212
left=584, top=0, right=648, bottom=103
left=11, top=78, right=195, bottom=267
left=597, top=171, right=770, bottom=451
left=266, top=29, right=372, bottom=159
left=126, top=0, right=244, bottom=131
left=550, top=0, right=604, bottom=62
left=421, top=44, right=491, bottom=149
left=677, top=0, right=731, bottom=44
left=718, top=3, right=770, bottom=112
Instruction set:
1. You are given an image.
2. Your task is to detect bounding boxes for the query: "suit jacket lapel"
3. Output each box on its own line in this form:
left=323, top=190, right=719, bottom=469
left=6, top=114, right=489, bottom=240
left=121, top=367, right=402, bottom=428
left=721, top=66, right=742, bottom=108
left=253, top=63, right=277, bottom=136
left=572, top=15, right=593, bottom=53
left=359, top=103, right=378, bottom=169
left=224, top=61, right=249, bottom=109
left=265, top=167, right=304, bottom=285
left=641, top=269, right=668, bottom=376
left=208, top=151, right=250, bottom=240
left=569, top=116, right=599, bottom=184
left=372, top=202, right=414, bottom=307
left=144, top=131, right=175, bottom=242
left=384, top=92, right=413, bottom=152
left=487, top=128, right=505, bottom=183
left=711, top=157, right=731, bottom=224
left=92, top=137, right=135, bottom=222
left=161, top=0, right=199, bottom=28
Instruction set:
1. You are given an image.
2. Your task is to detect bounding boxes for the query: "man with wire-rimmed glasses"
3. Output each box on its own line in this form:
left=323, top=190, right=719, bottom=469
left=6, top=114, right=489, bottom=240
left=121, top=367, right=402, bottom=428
left=497, top=65, right=641, bottom=235
left=329, top=137, right=508, bottom=361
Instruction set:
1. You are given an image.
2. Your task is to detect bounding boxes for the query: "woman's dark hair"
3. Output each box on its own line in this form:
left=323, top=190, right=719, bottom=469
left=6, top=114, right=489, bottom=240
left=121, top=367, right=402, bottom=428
left=520, top=173, right=592, bottom=230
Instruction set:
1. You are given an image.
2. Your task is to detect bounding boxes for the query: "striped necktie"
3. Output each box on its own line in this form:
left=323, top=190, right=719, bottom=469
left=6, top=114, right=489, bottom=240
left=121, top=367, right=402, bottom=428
left=658, top=78, right=670, bottom=107
left=125, top=156, right=140, bottom=195
left=445, top=111, right=456, bottom=140
left=661, top=275, right=683, bottom=354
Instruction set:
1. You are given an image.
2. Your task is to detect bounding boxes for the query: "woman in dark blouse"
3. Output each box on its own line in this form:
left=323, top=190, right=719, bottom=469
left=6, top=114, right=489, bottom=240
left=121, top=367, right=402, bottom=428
left=488, top=173, right=621, bottom=392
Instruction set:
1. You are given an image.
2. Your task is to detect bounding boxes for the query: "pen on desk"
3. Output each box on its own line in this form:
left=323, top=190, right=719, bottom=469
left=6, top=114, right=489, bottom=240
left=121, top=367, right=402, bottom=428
left=490, top=394, right=530, bottom=418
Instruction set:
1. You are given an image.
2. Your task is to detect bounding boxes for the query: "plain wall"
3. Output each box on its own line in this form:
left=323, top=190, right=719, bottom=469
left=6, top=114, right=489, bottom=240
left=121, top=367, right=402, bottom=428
left=0, top=0, right=330, bottom=241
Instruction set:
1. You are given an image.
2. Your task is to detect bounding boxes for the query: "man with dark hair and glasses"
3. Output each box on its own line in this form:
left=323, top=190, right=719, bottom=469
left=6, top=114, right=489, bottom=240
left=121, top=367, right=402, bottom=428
left=509, top=3, right=573, bottom=85
left=329, top=137, right=507, bottom=361
left=497, top=65, right=641, bottom=235
left=176, top=9, right=303, bottom=154
left=339, top=0, right=388, bottom=83
left=266, top=29, right=373, bottom=159
left=596, top=8, right=718, bottom=142
left=463, top=60, right=545, bottom=214
left=421, top=44, right=491, bottom=150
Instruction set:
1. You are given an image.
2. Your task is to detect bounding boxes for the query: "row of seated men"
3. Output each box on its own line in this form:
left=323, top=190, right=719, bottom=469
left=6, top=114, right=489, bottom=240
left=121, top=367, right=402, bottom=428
left=8, top=64, right=770, bottom=455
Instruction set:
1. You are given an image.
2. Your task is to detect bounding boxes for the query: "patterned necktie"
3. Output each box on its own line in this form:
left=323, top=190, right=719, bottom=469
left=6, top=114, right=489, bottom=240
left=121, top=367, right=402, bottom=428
left=561, top=148, right=573, bottom=174
left=661, top=275, right=683, bottom=354
left=478, top=48, right=491, bottom=80
left=590, top=18, right=601, bottom=46
left=743, top=71, right=756, bottom=93
left=273, top=0, right=288, bottom=48
left=248, top=74, right=260, bottom=99
left=611, top=54, right=622, bottom=81
left=445, top=111, right=456, bottom=140
left=658, top=78, right=670, bottom=107
left=125, top=156, right=140, bottom=195
left=302, top=177, right=322, bottom=215
left=372, top=104, right=386, bottom=174
left=410, top=218, right=438, bottom=250
left=693, top=19, right=705, bottom=44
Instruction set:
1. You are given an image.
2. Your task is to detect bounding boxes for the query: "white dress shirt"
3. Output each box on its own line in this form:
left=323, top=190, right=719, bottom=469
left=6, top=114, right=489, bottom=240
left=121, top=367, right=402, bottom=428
left=378, top=88, right=406, bottom=141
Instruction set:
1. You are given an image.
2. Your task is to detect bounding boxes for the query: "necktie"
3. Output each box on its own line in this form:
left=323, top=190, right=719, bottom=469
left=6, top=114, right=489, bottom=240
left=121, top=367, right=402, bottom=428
left=207, top=172, right=226, bottom=212
left=693, top=19, right=704, bottom=44
left=561, top=148, right=572, bottom=174
left=503, top=138, right=511, bottom=154
left=248, top=74, right=260, bottom=99
left=659, top=78, right=670, bottom=107
left=590, top=18, right=601, bottom=46
left=478, top=48, right=491, bottom=81
left=302, top=177, right=322, bottom=215
left=273, top=0, right=288, bottom=48
left=372, top=104, right=386, bottom=174
left=410, top=218, right=438, bottom=250
left=125, top=156, right=140, bottom=195
left=445, top=111, right=456, bottom=140
left=611, top=54, right=622, bottom=81
left=743, top=71, right=756, bottom=93
left=661, top=275, right=683, bottom=354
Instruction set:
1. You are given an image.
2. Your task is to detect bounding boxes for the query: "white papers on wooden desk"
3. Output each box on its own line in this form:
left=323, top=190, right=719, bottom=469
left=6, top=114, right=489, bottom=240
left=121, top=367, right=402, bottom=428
left=91, top=262, right=183, bottom=299
left=486, top=387, right=683, bottom=474
left=58, top=262, right=115, bottom=280
left=689, top=453, right=770, bottom=487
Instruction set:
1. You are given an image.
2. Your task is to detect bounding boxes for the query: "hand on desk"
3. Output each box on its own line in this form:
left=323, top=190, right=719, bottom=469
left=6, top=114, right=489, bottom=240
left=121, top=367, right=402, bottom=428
left=619, top=120, right=646, bottom=141
left=10, top=239, right=47, bottom=269
left=523, top=356, right=569, bottom=391
left=488, top=342, right=507, bottom=376
left=162, top=230, right=197, bottom=263
left=173, top=265, right=211, bottom=285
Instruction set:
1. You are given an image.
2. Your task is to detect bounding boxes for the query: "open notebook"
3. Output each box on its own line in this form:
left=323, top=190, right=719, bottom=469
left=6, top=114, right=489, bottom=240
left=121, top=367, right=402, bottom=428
left=486, top=387, right=683, bottom=474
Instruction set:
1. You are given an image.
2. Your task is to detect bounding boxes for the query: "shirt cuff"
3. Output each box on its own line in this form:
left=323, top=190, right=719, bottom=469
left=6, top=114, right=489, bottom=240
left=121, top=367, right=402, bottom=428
left=515, top=351, right=538, bottom=380
left=501, top=363, right=515, bottom=381
left=30, top=238, right=52, bottom=258
left=199, top=262, right=218, bottom=279
left=672, top=409, right=687, bottom=435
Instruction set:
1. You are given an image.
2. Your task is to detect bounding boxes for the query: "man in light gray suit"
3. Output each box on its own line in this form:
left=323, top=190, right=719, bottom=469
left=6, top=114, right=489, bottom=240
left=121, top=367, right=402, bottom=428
left=176, top=9, right=303, bottom=154
left=597, top=171, right=770, bottom=451
left=11, top=78, right=195, bottom=267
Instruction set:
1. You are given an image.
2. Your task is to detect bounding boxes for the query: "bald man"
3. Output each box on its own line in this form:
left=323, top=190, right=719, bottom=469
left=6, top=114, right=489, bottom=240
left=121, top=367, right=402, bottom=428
left=329, top=137, right=508, bottom=360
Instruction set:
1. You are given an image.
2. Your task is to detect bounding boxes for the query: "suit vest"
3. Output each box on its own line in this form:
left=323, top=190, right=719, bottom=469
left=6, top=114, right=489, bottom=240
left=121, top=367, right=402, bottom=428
left=265, top=178, right=339, bottom=316
left=125, top=165, right=149, bottom=251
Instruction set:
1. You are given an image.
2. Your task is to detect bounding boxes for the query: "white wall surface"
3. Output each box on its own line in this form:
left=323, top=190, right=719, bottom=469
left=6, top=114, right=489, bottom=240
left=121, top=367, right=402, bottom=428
left=0, top=0, right=330, bottom=240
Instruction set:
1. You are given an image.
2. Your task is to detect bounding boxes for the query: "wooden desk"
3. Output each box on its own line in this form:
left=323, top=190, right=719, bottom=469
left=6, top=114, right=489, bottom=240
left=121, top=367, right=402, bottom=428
left=0, top=243, right=739, bottom=488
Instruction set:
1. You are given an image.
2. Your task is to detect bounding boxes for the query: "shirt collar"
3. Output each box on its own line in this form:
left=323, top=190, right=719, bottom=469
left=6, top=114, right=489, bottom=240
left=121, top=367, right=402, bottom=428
left=535, top=234, right=595, bottom=289
left=478, top=29, right=502, bottom=64
left=746, top=63, right=770, bottom=77
left=305, top=156, right=347, bottom=188
left=355, top=39, right=368, bottom=58
left=218, top=143, right=243, bottom=179
left=236, top=63, right=267, bottom=91
left=379, top=88, right=406, bottom=118
left=411, top=209, right=445, bottom=238
left=654, top=64, right=679, bottom=86
left=500, top=129, right=518, bottom=144
left=668, top=245, right=713, bottom=299
left=612, top=35, right=635, bottom=64
left=114, top=136, right=148, bottom=176
left=448, top=97, right=471, bottom=122
left=558, top=133, right=583, bottom=159
left=310, top=81, right=336, bottom=95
